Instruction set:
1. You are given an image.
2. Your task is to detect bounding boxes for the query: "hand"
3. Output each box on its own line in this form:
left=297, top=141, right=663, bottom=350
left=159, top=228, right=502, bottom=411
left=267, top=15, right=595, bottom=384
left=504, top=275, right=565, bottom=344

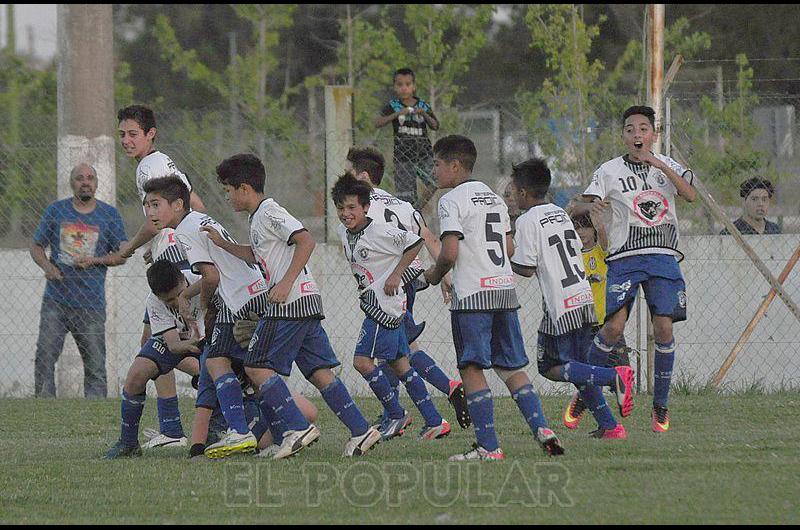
left=233, top=312, right=260, bottom=350
left=179, top=338, right=202, bottom=355
left=383, top=273, right=402, bottom=296
left=118, top=242, right=135, bottom=259
left=590, top=200, right=610, bottom=217
left=44, top=264, right=64, bottom=282
left=73, top=255, right=96, bottom=269
left=440, top=275, right=453, bottom=304
left=637, top=150, right=662, bottom=169
left=178, top=292, right=196, bottom=330
left=143, top=248, right=153, bottom=265
left=424, top=267, right=440, bottom=287
left=200, top=226, right=226, bottom=248
left=267, top=279, right=292, bottom=304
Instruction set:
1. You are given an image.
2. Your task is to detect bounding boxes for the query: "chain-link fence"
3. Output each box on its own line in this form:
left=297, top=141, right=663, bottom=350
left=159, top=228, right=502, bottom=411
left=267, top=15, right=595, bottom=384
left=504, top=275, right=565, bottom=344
left=2, top=89, right=800, bottom=398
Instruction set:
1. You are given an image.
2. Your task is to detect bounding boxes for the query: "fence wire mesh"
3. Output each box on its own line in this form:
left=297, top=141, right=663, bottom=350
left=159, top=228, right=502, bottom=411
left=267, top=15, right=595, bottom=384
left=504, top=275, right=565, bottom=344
left=2, top=90, right=799, bottom=399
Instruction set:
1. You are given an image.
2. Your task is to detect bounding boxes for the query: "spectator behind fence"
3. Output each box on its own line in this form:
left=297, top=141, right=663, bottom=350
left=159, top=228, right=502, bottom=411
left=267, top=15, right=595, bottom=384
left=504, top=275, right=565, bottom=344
left=30, top=163, right=128, bottom=398
left=721, top=177, right=781, bottom=235
left=375, top=67, right=440, bottom=209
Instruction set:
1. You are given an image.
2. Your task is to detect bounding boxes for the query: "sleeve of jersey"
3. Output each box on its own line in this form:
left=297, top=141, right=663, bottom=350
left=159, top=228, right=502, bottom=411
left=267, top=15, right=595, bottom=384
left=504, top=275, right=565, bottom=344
left=381, top=103, right=394, bottom=117
left=373, top=225, right=422, bottom=257
left=664, top=155, right=694, bottom=188
left=584, top=167, right=606, bottom=199
left=135, top=163, right=149, bottom=198
left=146, top=296, right=177, bottom=336
left=438, top=197, right=464, bottom=240
left=264, top=204, right=305, bottom=245
left=412, top=209, right=426, bottom=236
left=176, top=226, right=214, bottom=275
left=511, top=216, right=538, bottom=268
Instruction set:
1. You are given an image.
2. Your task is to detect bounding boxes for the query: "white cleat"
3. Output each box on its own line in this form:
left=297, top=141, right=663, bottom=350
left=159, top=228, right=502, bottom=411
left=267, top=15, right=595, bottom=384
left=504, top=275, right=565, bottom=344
left=343, top=427, right=382, bottom=457
left=142, top=428, right=188, bottom=450
left=203, top=430, right=258, bottom=459
left=274, top=424, right=321, bottom=460
left=256, top=444, right=281, bottom=458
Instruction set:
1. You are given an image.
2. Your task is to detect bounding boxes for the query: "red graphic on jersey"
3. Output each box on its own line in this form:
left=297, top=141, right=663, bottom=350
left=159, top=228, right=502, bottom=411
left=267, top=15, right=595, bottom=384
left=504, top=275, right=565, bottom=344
left=351, top=263, right=374, bottom=289
left=300, top=281, right=319, bottom=294
left=564, top=289, right=594, bottom=309
left=633, top=191, right=669, bottom=227
left=480, top=275, right=514, bottom=289
left=247, top=278, right=269, bottom=295
left=257, top=257, right=271, bottom=282
left=167, top=232, right=175, bottom=244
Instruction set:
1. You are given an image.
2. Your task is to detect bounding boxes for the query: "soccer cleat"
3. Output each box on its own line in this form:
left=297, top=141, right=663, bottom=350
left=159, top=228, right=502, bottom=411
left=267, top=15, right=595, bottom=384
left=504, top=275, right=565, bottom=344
left=448, top=380, right=472, bottom=429
left=448, top=443, right=505, bottom=462
left=377, top=412, right=413, bottom=441
left=104, top=440, right=143, bottom=459
left=343, top=426, right=382, bottom=457
left=419, top=419, right=451, bottom=441
left=535, top=427, right=565, bottom=456
left=142, top=428, right=188, bottom=450
left=652, top=405, right=670, bottom=433
left=614, top=366, right=635, bottom=417
left=273, top=424, right=321, bottom=460
left=562, top=393, right=587, bottom=430
left=203, top=430, right=258, bottom=459
left=256, top=445, right=281, bottom=458
left=589, top=424, right=628, bottom=439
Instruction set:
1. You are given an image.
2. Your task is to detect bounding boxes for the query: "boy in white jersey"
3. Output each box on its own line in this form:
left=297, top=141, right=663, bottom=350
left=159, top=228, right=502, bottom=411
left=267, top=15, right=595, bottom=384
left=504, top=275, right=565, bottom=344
left=332, top=174, right=451, bottom=442
left=104, top=260, right=203, bottom=458
left=206, top=154, right=381, bottom=457
left=509, top=159, right=634, bottom=440
left=143, top=177, right=319, bottom=460
left=423, top=135, right=563, bottom=461
left=116, top=105, right=205, bottom=449
left=572, top=105, right=697, bottom=433
left=346, top=147, right=470, bottom=429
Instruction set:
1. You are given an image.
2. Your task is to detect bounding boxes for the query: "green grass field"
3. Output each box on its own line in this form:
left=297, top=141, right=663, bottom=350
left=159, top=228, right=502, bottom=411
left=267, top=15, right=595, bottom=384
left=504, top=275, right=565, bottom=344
left=1, top=393, right=798, bottom=524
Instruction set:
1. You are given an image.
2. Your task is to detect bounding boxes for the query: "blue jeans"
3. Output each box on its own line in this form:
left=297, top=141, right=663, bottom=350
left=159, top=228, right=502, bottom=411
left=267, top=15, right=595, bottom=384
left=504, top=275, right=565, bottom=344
left=34, top=297, right=107, bottom=398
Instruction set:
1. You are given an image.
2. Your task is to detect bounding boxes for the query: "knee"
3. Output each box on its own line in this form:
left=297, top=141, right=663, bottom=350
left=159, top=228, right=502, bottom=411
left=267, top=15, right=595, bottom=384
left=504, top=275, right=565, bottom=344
left=124, top=371, right=149, bottom=395
left=353, top=357, right=374, bottom=375
left=653, top=320, right=674, bottom=344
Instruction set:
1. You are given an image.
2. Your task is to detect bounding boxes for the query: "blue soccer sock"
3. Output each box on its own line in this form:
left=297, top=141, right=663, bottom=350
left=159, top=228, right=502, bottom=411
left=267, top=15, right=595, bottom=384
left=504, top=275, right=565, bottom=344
left=511, top=384, right=549, bottom=434
left=120, top=390, right=146, bottom=447
left=213, top=373, right=250, bottom=435
left=320, top=378, right=369, bottom=437
left=259, top=375, right=310, bottom=432
left=654, top=341, right=676, bottom=408
left=577, top=384, right=617, bottom=430
left=409, top=350, right=452, bottom=395
left=400, top=369, right=443, bottom=428
left=251, top=399, right=286, bottom=446
left=378, top=361, right=401, bottom=394
left=467, top=389, right=500, bottom=451
left=157, top=397, right=184, bottom=438
left=588, top=332, right=614, bottom=368
left=363, top=367, right=406, bottom=420
left=561, top=362, right=617, bottom=387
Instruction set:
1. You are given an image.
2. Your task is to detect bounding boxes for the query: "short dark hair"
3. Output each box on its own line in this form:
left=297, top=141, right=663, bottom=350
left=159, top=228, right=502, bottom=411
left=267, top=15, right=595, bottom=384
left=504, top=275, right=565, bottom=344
left=216, top=153, right=266, bottom=193
left=394, top=68, right=415, bottom=82
left=347, top=147, right=385, bottom=185
left=433, top=135, right=477, bottom=172
left=740, top=177, right=775, bottom=199
left=142, top=175, right=190, bottom=210
left=510, top=158, right=551, bottom=199
left=146, top=260, right=184, bottom=296
left=622, top=105, right=656, bottom=128
left=331, top=173, right=371, bottom=207
left=117, top=105, right=157, bottom=134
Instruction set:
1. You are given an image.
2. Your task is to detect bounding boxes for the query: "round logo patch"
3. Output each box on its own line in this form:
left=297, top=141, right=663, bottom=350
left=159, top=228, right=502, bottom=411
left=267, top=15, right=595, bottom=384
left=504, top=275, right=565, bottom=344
left=677, top=290, right=687, bottom=309
left=633, top=190, right=670, bottom=227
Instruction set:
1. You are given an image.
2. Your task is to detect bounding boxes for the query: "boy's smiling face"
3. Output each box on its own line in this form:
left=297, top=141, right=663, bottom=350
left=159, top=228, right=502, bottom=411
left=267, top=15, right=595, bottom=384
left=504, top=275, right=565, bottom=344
left=393, top=73, right=416, bottom=100
left=118, top=119, right=156, bottom=159
left=336, top=195, right=369, bottom=231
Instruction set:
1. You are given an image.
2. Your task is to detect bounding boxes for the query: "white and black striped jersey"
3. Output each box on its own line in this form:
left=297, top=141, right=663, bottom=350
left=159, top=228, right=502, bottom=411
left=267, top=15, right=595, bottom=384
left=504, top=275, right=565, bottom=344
left=146, top=269, right=206, bottom=340
left=175, top=211, right=270, bottom=320
left=337, top=220, right=423, bottom=329
left=136, top=151, right=193, bottom=266
left=249, top=198, right=323, bottom=320
left=585, top=154, right=693, bottom=262
left=512, top=204, right=596, bottom=336
left=437, top=180, right=520, bottom=312
left=367, top=187, right=426, bottom=285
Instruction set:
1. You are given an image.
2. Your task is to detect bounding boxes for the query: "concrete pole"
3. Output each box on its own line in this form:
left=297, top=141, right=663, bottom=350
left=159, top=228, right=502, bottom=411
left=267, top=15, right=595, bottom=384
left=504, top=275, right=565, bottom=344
left=324, top=86, right=353, bottom=243
left=57, top=4, right=117, bottom=397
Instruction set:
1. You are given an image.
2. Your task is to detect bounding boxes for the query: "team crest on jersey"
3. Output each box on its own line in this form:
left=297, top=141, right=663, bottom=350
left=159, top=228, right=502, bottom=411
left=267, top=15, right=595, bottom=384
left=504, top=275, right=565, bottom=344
left=359, top=247, right=369, bottom=260
left=589, top=257, right=597, bottom=270
left=267, top=213, right=285, bottom=231
left=656, top=173, right=667, bottom=186
left=438, top=203, right=450, bottom=219
left=633, top=191, right=669, bottom=227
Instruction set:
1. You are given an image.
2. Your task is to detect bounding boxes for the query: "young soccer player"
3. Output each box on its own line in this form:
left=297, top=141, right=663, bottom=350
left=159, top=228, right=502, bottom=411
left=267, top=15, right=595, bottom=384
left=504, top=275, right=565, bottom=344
left=423, top=135, right=563, bottom=461
left=204, top=154, right=381, bottom=457
left=332, top=173, right=451, bottom=442
left=572, top=105, right=697, bottom=433
left=143, top=176, right=319, bottom=460
left=346, top=147, right=471, bottom=429
left=375, top=68, right=440, bottom=208
left=104, top=260, right=204, bottom=458
left=116, top=104, right=205, bottom=449
left=509, top=159, right=634, bottom=440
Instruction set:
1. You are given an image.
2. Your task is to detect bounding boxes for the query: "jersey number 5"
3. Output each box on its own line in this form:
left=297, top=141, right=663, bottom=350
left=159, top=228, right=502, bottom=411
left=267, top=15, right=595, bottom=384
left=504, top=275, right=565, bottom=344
left=485, top=213, right=506, bottom=267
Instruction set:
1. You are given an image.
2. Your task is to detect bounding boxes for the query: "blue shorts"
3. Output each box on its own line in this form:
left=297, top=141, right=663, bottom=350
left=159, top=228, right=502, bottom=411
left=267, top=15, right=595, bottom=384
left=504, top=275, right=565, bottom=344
left=206, top=323, right=248, bottom=361
left=606, top=254, right=687, bottom=323
left=136, top=337, right=200, bottom=378
left=536, top=325, right=594, bottom=375
left=354, top=318, right=410, bottom=362
left=451, top=311, right=529, bottom=370
left=246, top=318, right=340, bottom=379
